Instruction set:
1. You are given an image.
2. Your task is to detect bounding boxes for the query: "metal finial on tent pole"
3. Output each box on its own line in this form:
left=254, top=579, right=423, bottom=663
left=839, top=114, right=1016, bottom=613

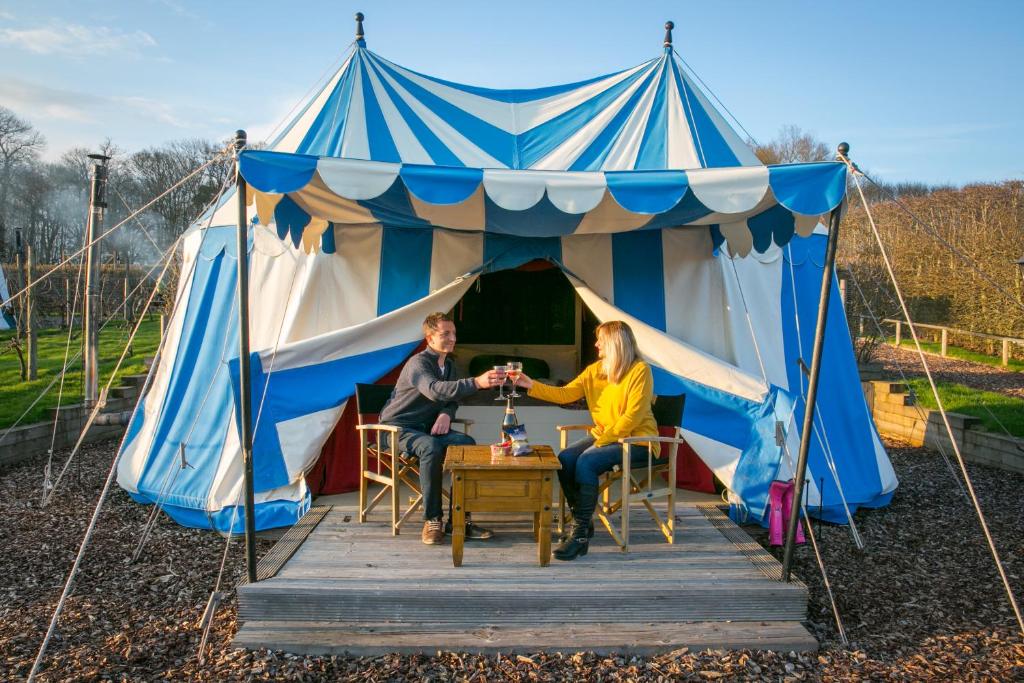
left=355, top=11, right=365, bottom=47
left=664, top=21, right=674, bottom=50
left=836, top=141, right=860, bottom=173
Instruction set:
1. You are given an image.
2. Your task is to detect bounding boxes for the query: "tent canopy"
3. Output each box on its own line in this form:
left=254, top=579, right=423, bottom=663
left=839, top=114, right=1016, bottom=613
left=118, top=25, right=896, bottom=533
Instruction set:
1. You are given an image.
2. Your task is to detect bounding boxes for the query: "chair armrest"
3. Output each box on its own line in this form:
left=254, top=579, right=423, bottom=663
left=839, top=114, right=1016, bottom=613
left=356, top=423, right=400, bottom=434
left=556, top=424, right=595, bottom=432
left=451, top=418, right=474, bottom=426
left=619, top=435, right=687, bottom=446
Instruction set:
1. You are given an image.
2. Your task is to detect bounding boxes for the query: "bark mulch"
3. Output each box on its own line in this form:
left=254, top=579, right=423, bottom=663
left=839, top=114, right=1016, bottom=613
left=873, top=344, right=1024, bottom=399
left=2, top=439, right=1022, bottom=681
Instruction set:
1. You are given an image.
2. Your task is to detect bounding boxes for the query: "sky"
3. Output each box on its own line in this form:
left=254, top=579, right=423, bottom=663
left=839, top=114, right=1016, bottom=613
left=1, top=1, right=1022, bottom=186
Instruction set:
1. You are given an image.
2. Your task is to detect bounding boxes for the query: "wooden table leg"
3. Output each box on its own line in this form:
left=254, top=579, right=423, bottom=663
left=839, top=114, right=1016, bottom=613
left=451, top=472, right=466, bottom=567
left=539, top=474, right=553, bottom=566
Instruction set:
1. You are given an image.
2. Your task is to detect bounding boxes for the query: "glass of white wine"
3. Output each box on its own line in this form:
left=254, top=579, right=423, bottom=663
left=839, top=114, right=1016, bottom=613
left=506, top=361, right=523, bottom=398
left=493, top=365, right=508, bottom=400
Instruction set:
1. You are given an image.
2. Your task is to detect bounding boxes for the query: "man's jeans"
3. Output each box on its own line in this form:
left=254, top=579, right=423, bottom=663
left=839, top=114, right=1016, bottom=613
left=384, top=428, right=475, bottom=520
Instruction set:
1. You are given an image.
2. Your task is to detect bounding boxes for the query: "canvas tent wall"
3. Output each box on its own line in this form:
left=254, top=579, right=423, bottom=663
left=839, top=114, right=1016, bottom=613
left=0, top=264, right=14, bottom=331
left=116, top=36, right=896, bottom=531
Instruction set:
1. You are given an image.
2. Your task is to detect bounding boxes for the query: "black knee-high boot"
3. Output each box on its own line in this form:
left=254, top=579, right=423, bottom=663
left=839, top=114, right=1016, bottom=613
left=560, top=483, right=595, bottom=541
left=554, top=483, right=597, bottom=561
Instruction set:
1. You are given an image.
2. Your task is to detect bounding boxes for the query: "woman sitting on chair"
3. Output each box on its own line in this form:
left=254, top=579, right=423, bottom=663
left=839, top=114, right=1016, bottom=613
left=514, top=320, right=659, bottom=561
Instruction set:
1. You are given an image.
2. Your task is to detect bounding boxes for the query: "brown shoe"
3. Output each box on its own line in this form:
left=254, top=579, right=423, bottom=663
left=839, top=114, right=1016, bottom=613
left=421, top=518, right=444, bottom=545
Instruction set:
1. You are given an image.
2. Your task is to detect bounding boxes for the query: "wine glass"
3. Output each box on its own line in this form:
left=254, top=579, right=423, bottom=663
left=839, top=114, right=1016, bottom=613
left=493, top=365, right=508, bottom=400
left=506, top=361, right=523, bottom=397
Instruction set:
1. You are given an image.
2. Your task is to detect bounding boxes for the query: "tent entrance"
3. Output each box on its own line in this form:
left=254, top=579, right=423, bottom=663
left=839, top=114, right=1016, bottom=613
left=453, top=260, right=598, bottom=386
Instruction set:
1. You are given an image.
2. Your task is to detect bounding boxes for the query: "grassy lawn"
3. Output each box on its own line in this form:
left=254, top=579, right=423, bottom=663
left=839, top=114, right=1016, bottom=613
left=886, top=337, right=1024, bottom=373
left=0, top=318, right=161, bottom=429
left=907, top=377, right=1024, bottom=438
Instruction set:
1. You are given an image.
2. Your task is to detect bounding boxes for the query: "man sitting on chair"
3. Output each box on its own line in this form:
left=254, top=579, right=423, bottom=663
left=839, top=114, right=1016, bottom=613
left=379, top=312, right=499, bottom=545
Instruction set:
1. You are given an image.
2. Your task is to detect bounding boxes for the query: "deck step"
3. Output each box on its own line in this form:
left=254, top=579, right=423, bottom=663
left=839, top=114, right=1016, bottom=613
left=233, top=620, right=818, bottom=655
left=237, top=580, right=806, bottom=624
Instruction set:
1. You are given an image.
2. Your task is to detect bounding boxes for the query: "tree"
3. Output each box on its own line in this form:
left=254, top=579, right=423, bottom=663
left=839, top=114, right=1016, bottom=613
left=125, top=138, right=231, bottom=248
left=753, top=125, right=830, bottom=165
left=0, top=106, right=46, bottom=256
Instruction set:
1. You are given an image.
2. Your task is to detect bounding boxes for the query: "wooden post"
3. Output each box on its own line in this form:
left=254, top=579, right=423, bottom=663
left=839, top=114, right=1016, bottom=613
left=894, top=320, right=902, bottom=346
left=83, top=154, right=110, bottom=409
left=25, top=245, right=36, bottom=380
left=940, top=328, right=948, bottom=357
left=63, top=269, right=70, bottom=328
left=123, top=251, right=131, bottom=323
left=1002, top=339, right=1010, bottom=366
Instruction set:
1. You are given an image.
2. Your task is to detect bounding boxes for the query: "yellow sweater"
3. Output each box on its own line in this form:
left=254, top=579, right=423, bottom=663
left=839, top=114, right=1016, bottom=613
left=528, top=360, right=660, bottom=454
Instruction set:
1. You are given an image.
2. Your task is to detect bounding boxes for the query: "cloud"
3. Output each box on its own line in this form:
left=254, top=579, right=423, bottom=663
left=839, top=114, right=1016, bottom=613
left=112, top=96, right=190, bottom=128
left=0, top=76, right=102, bottom=122
left=0, top=23, right=157, bottom=56
left=0, top=76, right=193, bottom=129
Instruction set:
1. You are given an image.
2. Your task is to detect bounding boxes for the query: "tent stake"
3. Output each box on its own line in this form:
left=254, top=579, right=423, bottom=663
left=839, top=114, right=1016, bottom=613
left=782, top=143, right=848, bottom=582
left=234, top=130, right=258, bottom=583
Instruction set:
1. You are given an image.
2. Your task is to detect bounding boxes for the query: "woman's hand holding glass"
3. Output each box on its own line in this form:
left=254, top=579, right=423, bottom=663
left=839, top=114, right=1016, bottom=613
left=514, top=371, right=533, bottom=391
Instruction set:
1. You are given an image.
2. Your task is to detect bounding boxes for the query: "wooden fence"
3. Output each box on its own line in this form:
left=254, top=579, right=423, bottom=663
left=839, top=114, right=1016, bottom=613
left=881, top=318, right=1024, bottom=366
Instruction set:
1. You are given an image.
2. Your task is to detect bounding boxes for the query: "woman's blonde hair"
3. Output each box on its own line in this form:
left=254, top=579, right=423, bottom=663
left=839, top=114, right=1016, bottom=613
left=596, top=320, right=639, bottom=384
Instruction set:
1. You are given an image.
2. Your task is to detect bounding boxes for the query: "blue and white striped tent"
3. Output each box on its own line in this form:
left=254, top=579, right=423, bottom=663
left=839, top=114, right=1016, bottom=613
left=116, top=32, right=896, bottom=532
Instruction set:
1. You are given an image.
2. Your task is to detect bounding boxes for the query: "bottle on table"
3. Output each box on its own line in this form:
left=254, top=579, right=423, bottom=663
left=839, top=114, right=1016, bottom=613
left=501, top=397, right=518, bottom=443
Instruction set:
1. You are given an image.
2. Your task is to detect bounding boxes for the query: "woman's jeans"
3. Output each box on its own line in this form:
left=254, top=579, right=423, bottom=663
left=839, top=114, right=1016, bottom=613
left=557, top=436, right=652, bottom=499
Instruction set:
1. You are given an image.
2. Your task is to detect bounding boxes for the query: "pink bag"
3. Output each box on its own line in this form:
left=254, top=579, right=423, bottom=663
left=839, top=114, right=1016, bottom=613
left=768, top=480, right=805, bottom=546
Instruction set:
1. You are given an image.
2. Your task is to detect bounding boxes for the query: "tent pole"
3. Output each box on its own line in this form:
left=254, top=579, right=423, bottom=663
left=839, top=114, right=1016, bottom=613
left=234, top=130, right=258, bottom=583
left=781, top=143, right=848, bottom=582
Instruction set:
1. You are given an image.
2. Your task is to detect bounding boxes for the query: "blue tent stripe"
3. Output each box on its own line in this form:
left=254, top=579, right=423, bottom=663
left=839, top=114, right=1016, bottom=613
left=228, top=341, right=422, bottom=491
left=484, top=194, right=583, bottom=236
left=568, top=66, right=664, bottom=172
left=358, top=55, right=402, bottom=163
left=134, top=228, right=239, bottom=509
left=782, top=235, right=890, bottom=523
left=295, top=63, right=357, bottom=156
left=484, top=234, right=562, bottom=272
left=375, top=51, right=649, bottom=103
left=633, top=62, right=670, bottom=170
left=370, top=54, right=516, bottom=167
left=273, top=196, right=312, bottom=247
left=366, top=58, right=465, bottom=166
left=377, top=227, right=433, bottom=315
left=676, top=67, right=740, bottom=168
left=518, top=61, right=659, bottom=170
left=611, top=231, right=666, bottom=331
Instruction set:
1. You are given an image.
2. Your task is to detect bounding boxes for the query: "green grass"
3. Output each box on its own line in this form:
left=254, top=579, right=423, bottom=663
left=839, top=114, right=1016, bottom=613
left=906, top=377, right=1024, bottom=438
left=0, top=318, right=161, bottom=429
left=886, top=337, right=1024, bottom=373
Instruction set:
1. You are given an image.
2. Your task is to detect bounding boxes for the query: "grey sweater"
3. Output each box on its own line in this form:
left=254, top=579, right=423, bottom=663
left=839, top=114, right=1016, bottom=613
left=378, top=348, right=478, bottom=431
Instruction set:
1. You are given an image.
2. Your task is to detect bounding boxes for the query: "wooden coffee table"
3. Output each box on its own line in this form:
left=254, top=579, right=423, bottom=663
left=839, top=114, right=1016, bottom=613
left=444, top=444, right=561, bottom=567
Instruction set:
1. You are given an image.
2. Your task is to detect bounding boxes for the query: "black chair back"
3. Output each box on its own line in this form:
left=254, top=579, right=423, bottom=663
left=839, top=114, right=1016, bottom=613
left=355, top=383, right=396, bottom=419
left=652, top=393, right=685, bottom=428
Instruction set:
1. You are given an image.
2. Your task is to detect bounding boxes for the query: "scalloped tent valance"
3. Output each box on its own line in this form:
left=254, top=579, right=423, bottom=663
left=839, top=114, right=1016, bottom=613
left=238, top=150, right=846, bottom=254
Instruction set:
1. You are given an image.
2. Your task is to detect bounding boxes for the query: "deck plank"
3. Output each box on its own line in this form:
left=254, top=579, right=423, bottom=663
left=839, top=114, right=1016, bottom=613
left=235, top=503, right=813, bottom=653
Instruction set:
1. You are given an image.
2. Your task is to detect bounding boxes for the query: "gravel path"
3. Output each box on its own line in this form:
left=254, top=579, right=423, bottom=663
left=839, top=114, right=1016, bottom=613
left=2, top=439, right=1021, bottom=681
left=873, top=344, right=1024, bottom=399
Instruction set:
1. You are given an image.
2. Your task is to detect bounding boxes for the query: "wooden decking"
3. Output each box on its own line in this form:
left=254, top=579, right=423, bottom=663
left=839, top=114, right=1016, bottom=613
left=234, top=501, right=816, bottom=655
